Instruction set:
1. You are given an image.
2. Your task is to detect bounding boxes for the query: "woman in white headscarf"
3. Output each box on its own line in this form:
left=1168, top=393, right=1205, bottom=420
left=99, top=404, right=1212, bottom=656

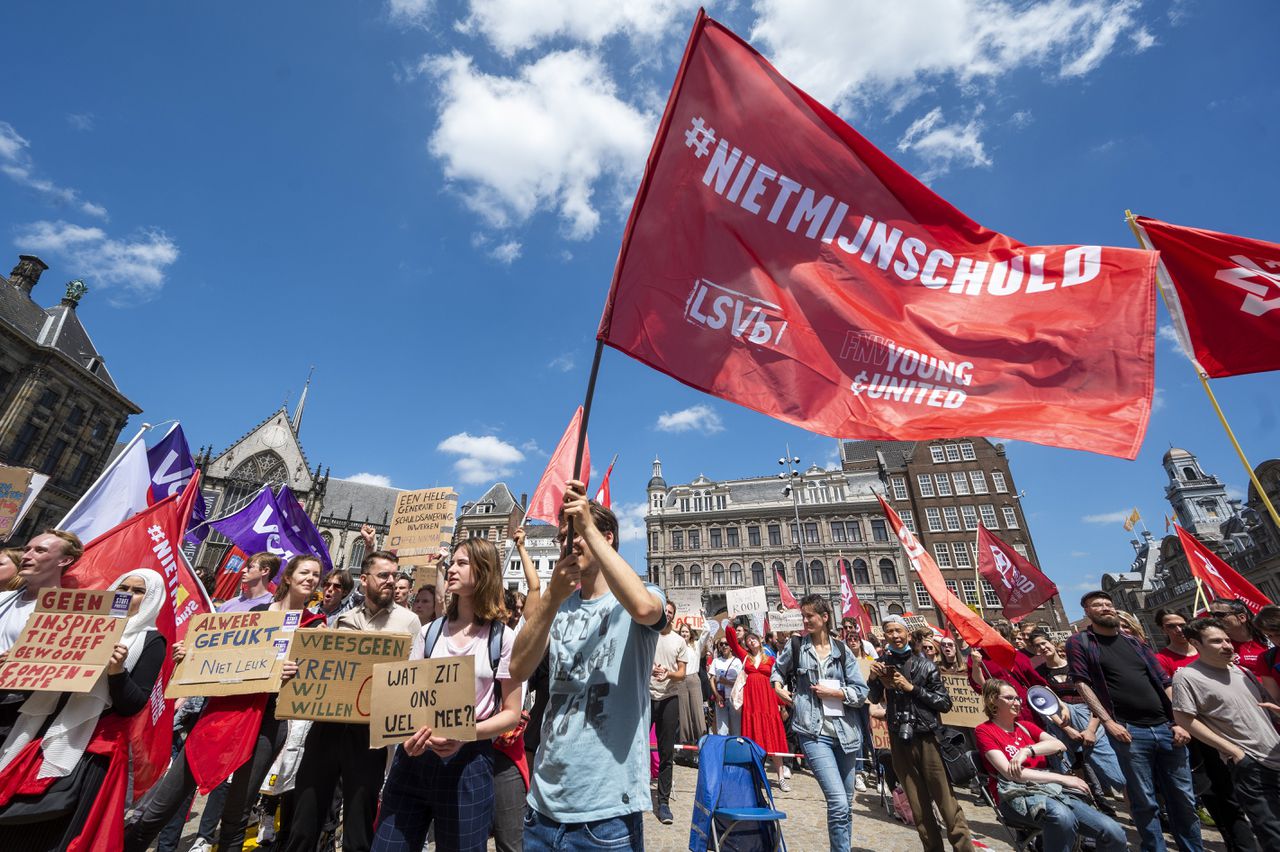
left=0, top=569, right=168, bottom=852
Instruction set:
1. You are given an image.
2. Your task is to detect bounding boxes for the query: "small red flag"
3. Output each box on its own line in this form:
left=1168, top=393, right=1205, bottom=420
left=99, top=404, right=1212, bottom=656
left=775, top=564, right=799, bottom=610
left=1175, top=524, right=1270, bottom=613
left=1134, top=216, right=1280, bottom=378
left=838, top=560, right=872, bottom=634
left=877, top=495, right=1017, bottom=669
left=212, top=544, right=250, bottom=601
left=526, top=407, right=591, bottom=525
left=976, top=524, right=1058, bottom=620
left=594, top=455, right=617, bottom=508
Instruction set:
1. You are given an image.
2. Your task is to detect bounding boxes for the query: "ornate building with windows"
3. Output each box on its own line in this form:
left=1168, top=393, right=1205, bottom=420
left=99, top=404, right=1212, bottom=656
left=454, top=482, right=560, bottom=593
left=0, top=256, right=141, bottom=542
left=644, top=458, right=912, bottom=621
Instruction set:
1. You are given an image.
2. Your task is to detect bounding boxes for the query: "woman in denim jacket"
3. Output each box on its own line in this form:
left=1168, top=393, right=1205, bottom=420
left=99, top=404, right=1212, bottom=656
left=771, top=594, right=870, bottom=852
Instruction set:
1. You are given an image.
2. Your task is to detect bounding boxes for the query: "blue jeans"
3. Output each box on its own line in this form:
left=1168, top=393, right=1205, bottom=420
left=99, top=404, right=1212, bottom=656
left=1058, top=702, right=1125, bottom=791
left=1002, top=793, right=1126, bottom=852
left=1111, top=722, right=1202, bottom=852
left=800, top=734, right=858, bottom=852
left=522, top=807, right=644, bottom=851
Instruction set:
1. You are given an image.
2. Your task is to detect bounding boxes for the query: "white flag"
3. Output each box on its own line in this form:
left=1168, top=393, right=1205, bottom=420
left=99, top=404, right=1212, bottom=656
left=58, top=427, right=152, bottom=544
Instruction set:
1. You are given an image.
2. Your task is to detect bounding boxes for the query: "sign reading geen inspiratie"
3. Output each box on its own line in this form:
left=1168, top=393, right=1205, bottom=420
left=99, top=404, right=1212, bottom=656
left=165, top=609, right=300, bottom=698
left=0, top=588, right=130, bottom=693
left=369, top=656, right=477, bottom=748
left=277, top=629, right=413, bottom=723
left=386, top=488, right=458, bottom=558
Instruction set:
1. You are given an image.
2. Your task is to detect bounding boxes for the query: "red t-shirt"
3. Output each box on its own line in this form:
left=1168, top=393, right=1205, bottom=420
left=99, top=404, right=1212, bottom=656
left=1156, top=646, right=1198, bottom=679
left=1233, top=639, right=1270, bottom=678
left=975, top=720, right=1049, bottom=800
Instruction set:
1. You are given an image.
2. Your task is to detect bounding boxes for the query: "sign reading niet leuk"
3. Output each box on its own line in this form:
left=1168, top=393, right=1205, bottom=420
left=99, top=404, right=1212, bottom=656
left=0, top=588, right=130, bottom=693
left=277, top=629, right=413, bottom=723
left=166, top=610, right=300, bottom=698
left=369, top=656, right=477, bottom=748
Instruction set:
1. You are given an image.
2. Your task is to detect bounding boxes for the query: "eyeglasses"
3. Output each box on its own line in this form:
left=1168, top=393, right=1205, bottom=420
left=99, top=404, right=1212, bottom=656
left=999, top=694, right=1022, bottom=703
left=323, top=581, right=345, bottom=589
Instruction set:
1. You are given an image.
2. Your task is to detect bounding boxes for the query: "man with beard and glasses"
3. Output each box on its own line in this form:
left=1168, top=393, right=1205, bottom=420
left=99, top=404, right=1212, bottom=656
left=282, top=551, right=422, bottom=852
left=1067, top=590, right=1202, bottom=852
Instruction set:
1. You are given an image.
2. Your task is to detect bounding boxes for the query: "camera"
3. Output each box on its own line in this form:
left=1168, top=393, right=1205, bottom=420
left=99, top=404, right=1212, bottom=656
left=893, top=710, right=915, bottom=742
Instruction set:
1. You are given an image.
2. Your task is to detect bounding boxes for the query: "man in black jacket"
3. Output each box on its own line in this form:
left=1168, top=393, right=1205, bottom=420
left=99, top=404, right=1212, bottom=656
left=869, top=616, right=975, bottom=852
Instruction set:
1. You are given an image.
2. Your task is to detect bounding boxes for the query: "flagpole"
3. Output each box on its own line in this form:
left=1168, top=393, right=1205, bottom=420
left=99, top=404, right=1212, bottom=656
left=973, top=524, right=985, bottom=618
left=57, top=422, right=151, bottom=527
left=566, top=340, right=606, bottom=545
left=1125, top=210, right=1280, bottom=532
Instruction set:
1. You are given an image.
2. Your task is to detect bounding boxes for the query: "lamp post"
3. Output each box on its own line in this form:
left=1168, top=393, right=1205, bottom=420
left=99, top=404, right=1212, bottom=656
left=778, top=446, right=809, bottom=597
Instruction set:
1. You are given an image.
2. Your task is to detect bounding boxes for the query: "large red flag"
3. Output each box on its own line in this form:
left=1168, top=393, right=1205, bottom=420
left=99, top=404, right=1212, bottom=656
left=976, top=524, right=1058, bottom=620
left=838, top=560, right=872, bottom=634
left=774, top=565, right=799, bottom=610
left=877, top=495, right=1017, bottom=668
left=598, top=12, right=1157, bottom=460
left=526, top=407, right=591, bottom=525
left=1175, top=524, right=1270, bottom=613
left=1134, top=216, right=1280, bottom=378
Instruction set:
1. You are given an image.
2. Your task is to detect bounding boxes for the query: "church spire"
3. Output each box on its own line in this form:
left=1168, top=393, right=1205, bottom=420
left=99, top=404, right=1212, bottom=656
left=292, top=366, right=314, bottom=435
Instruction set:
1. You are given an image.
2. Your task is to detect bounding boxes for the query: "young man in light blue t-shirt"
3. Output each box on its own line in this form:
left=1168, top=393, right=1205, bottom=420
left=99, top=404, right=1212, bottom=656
left=509, top=480, right=667, bottom=851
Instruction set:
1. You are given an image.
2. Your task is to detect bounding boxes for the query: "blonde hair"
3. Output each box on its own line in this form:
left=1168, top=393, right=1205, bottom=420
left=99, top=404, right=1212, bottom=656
left=0, top=549, right=22, bottom=591
left=1117, top=611, right=1148, bottom=643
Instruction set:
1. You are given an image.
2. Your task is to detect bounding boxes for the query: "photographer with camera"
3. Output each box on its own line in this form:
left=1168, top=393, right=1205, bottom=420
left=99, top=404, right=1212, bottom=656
left=868, top=616, right=975, bottom=852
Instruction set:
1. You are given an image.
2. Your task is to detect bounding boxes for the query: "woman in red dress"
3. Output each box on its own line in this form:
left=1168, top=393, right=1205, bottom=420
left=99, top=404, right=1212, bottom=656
left=725, top=624, right=790, bottom=790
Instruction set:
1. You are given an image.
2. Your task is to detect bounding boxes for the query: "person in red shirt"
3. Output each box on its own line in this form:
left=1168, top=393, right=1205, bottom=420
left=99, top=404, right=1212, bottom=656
left=975, top=679, right=1125, bottom=852
left=1154, top=609, right=1198, bottom=678
left=1207, top=599, right=1270, bottom=678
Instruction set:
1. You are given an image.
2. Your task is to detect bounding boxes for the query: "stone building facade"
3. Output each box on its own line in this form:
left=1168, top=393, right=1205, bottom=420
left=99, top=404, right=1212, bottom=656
left=454, top=482, right=559, bottom=593
left=0, top=256, right=140, bottom=541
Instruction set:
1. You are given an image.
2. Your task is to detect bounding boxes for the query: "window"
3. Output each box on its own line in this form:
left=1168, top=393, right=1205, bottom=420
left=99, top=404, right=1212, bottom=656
left=804, top=522, right=819, bottom=544
left=349, top=538, right=367, bottom=570
left=671, top=530, right=684, bottom=550
left=961, top=579, right=979, bottom=605
left=953, top=542, right=972, bottom=567
left=37, top=388, right=58, bottom=409
left=649, top=531, right=658, bottom=550
left=846, top=519, right=862, bottom=541
left=979, top=504, right=998, bottom=527
left=852, top=558, right=870, bottom=585
left=945, top=580, right=960, bottom=598
left=748, top=526, right=760, bottom=547
left=790, top=523, right=800, bottom=543
left=68, top=406, right=85, bottom=426
left=651, top=492, right=663, bottom=509
left=9, top=422, right=38, bottom=463
left=831, top=521, right=847, bottom=543
left=1002, top=507, right=1020, bottom=529
left=960, top=442, right=976, bottom=461
left=795, top=560, right=806, bottom=585
left=674, top=565, right=686, bottom=586
left=982, top=580, right=1001, bottom=608
left=952, top=472, right=970, bottom=495
left=992, top=471, right=1009, bottom=493
left=710, top=528, right=722, bottom=548
left=772, top=560, right=785, bottom=583
left=891, top=477, right=909, bottom=500
left=970, top=470, right=988, bottom=494
left=933, top=543, right=952, bottom=567
left=914, top=582, right=933, bottom=608
left=679, top=497, right=690, bottom=512
left=945, top=444, right=962, bottom=462
left=943, top=507, right=961, bottom=531
left=688, top=529, right=701, bottom=549
left=1013, top=543, right=1029, bottom=558
left=961, top=505, right=978, bottom=530
left=879, top=558, right=898, bottom=585
left=767, top=525, right=781, bottom=546
left=751, top=561, right=765, bottom=585
left=41, top=438, right=68, bottom=475
left=871, top=519, right=889, bottom=542
left=730, top=562, right=744, bottom=585
left=689, top=564, right=703, bottom=585
left=925, top=508, right=943, bottom=532
left=930, top=446, right=946, bottom=463
left=713, top=563, right=725, bottom=585
left=935, top=474, right=953, bottom=497
left=726, top=527, right=740, bottom=547
left=917, top=474, right=935, bottom=497
left=68, top=452, right=93, bottom=487
left=716, top=495, right=727, bottom=510
left=900, top=510, right=916, bottom=533
left=809, top=560, right=826, bottom=585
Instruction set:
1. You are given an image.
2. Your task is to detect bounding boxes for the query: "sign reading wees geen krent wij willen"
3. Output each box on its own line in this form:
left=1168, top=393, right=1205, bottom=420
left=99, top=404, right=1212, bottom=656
left=0, top=587, right=130, bottom=693
left=369, top=656, right=477, bottom=749
left=165, top=609, right=301, bottom=699
left=277, top=629, right=413, bottom=723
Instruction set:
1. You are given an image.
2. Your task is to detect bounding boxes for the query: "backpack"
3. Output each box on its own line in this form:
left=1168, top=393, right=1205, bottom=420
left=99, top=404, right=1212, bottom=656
left=422, top=617, right=506, bottom=718
left=936, top=726, right=979, bottom=787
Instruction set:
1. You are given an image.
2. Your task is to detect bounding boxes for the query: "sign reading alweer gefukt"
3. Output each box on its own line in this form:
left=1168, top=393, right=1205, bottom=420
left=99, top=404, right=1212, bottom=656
left=387, top=488, right=457, bottom=558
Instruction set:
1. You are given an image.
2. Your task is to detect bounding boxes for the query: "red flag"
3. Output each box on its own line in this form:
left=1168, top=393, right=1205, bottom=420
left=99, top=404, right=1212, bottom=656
left=526, top=407, right=591, bottom=525
left=594, top=454, right=617, bottom=508
left=976, top=524, right=1058, bottom=620
left=213, top=544, right=250, bottom=600
left=837, top=559, right=871, bottom=634
left=1175, top=524, right=1270, bottom=613
left=877, top=495, right=1017, bottom=668
left=1134, top=216, right=1280, bottom=378
left=775, top=565, right=799, bottom=610
left=597, top=12, right=1158, bottom=460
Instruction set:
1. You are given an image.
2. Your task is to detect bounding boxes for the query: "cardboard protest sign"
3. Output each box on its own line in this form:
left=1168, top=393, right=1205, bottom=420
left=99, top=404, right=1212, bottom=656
left=387, top=489, right=458, bottom=558
left=410, top=554, right=444, bottom=590
left=166, top=610, right=301, bottom=698
left=1046, top=630, right=1072, bottom=645
left=0, top=588, right=130, bottom=693
left=0, top=465, right=34, bottom=539
left=369, top=656, right=477, bottom=748
left=278, top=629, right=413, bottom=723
left=668, top=588, right=706, bottom=633
left=939, top=670, right=986, bottom=728
left=727, top=586, right=767, bottom=618
left=902, top=614, right=931, bottom=633
left=770, top=609, right=804, bottom=633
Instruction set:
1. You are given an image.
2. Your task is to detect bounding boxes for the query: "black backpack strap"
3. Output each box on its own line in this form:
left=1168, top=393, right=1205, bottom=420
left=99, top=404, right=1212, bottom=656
left=423, top=617, right=445, bottom=659
left=488, top=620, right=505, bottom=712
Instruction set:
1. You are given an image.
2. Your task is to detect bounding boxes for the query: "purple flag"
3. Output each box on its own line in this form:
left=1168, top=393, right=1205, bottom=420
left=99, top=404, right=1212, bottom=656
left=277, top=485, right=332, bottom=572
left=147, top=423, right=209, bottom=543
left=209, top=485, right=311, bottom=581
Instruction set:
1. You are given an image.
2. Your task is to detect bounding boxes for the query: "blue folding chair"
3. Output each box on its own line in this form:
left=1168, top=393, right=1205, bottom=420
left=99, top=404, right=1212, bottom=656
left=689, top=735, right=786, bottom=852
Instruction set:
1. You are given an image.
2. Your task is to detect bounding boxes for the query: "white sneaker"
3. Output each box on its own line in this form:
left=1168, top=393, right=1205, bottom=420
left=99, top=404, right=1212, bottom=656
left=188, top=839, right=213, bottom=852
left=854, top=773, right=867, bottom=792
left=777, top=777, right=791, bottom=793
left=782, top=765, right=792, bottom=779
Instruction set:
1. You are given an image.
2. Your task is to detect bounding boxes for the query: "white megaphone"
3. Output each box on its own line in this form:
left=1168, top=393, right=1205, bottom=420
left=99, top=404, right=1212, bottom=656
left=1026, top=685, right=1061, bottom=719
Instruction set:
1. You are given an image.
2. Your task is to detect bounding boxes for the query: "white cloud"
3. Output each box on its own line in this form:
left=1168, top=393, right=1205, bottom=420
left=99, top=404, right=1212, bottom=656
left=423, top=50, right=654, bottom=239
left=388, top=0, right=432, bottom=27
left=656, top=404, right=724, bottom=434
left=548, top=353, right=576, bottom=372
left=751, top=0, right=1145, bottom=113
left=342, top=472, right=394, bottom=488
left=14, top=220, right=179, bottom=302
left=437, top=432, right=525, bottom=484
left=66, top=113, right=95, bottom=132
left=1226, top=484, right=1246, bottom=502
left=613, top=500, right=648, bottom=543
left=898, top=107, right=991, bottom=179
left=0, top=122, right=108, bottom=219
left=1152, top=386, right=1166, bottom=412
left=1010, top=110, right=1034, bottom=128
left=1082, top=509, right=1132, bottom=524
left=1131, top=28, right=1156, bottom=51
left=489, top=239, right=522, bottom=264
left=459, top=0, right=701, bottom=57
left=1070, top=550, right=1090, bottom=558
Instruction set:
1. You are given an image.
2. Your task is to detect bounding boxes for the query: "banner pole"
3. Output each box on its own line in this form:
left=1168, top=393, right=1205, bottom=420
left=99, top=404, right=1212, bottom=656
left=566, top=340, right=606, bottom=545
left=1124, top=210, right=1280, bottom=533
left=973, top=525, right=985, bottom=618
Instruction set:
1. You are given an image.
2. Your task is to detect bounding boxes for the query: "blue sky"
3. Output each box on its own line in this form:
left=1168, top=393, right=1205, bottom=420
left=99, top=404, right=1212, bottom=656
left=3, top=1, right=1278, bottom=617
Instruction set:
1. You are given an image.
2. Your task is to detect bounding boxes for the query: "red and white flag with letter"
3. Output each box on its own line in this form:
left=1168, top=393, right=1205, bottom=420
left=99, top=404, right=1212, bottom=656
left=598, top=12, right=1157, bottom=459
left=1133, top=216, right=1280, bottom=378
left=1175, top=523, right=1271, bottom=613
left=976, top=523, right=1058, bottom=620
left=526, top=407, right=591, bottom=525
left=838, top=560, right=872, bottom=634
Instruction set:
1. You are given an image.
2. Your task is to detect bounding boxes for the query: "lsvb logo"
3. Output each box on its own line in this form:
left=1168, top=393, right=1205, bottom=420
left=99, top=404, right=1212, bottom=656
left=683, top=278, right=788, bottom=348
